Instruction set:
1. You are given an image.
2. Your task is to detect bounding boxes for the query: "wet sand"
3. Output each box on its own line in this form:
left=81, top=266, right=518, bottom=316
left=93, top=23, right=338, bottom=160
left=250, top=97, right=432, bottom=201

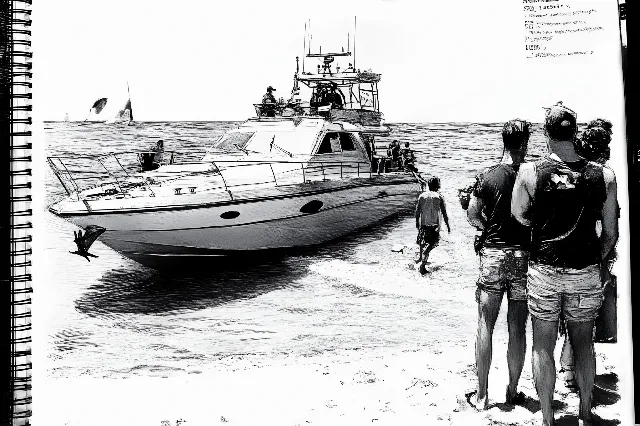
left=33, top=247, right=627, bottom=426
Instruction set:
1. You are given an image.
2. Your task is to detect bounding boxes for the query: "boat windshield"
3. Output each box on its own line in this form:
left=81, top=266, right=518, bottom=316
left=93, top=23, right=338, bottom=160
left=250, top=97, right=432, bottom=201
left=244, top=130, right=319, bottom=156
left=212, top=132, right=255, bottom=152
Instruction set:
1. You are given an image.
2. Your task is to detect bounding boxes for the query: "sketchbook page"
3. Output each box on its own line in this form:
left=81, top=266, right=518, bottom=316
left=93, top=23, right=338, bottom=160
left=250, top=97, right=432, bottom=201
left=30, top=0, right=631, bottom=425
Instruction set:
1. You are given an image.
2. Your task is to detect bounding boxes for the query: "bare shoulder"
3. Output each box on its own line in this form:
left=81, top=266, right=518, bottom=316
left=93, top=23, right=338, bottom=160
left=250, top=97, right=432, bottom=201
left=518, top=162, right=536, bottom=175
left=601, top=166, right=616, bottom=187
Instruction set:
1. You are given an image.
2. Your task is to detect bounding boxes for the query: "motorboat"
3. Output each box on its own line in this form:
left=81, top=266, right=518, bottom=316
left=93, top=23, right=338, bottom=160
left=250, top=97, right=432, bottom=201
left=48, top=34, right=422, bottom=268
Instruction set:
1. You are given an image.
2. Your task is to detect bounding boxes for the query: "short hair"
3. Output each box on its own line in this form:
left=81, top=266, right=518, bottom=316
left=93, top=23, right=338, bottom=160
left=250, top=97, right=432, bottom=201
left=404, top=142, right=410, bottom=147
left=427, top=176, right=440, bottom=191
left=502, top=119, right=531, bottom=150
left=544, top=102, right=577, bottom=141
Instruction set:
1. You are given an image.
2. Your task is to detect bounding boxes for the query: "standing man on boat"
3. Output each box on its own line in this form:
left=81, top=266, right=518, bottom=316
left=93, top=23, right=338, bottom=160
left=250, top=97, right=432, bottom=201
left=511, top=102, right=619, bottom=426
left=466, top=119, right=531, bottom=411
left=262, top=86, right=277, bottom=117
left=415, top=176, right=450, bottom=275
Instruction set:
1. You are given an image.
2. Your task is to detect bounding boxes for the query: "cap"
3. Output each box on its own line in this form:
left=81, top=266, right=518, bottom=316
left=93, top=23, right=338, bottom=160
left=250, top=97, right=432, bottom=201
left=543, top=101, right=577, bottom=140
left=267, top=86, right=276, bottom=92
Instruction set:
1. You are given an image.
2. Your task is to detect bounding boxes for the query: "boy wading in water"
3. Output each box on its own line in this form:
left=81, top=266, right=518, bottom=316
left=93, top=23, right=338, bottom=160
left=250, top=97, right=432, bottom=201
left=415, top=176, right=450, bottom=275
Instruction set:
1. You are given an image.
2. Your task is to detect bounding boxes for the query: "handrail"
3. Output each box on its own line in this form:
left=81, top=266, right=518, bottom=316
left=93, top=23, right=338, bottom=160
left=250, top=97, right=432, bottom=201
left=47, top=152, right=398, bottom=202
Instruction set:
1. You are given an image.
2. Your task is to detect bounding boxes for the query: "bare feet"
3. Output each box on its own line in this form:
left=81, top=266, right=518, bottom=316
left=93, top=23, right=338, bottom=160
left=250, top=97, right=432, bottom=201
left=505, top=386, right=526, bottom=405
left=465, top=390, right=488, bottom=411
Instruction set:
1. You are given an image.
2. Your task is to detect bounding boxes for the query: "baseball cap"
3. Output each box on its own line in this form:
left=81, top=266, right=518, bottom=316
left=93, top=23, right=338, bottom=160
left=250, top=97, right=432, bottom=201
left=267, top=86, right=276, bottom=91
left=543, top=101, right=577, bottom=141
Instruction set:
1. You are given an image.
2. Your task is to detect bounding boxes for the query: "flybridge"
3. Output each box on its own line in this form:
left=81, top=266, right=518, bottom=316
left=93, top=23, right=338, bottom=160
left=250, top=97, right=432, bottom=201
left=253, top=17, right=384, bottom=128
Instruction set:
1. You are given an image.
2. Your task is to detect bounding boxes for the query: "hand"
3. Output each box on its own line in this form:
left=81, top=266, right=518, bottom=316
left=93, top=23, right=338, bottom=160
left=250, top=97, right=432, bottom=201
left=600, top=265, right=613, bottom=288
left=447, top=226, right=451, bottom=233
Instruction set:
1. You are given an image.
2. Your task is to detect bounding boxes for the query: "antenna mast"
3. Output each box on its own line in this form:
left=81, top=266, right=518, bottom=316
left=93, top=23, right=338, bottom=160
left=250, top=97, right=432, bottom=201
left=303, top=22, right=306, bottom=73
left=308, top=19, right=312, bottom=54
left=353, top=16, right=357, bottom=70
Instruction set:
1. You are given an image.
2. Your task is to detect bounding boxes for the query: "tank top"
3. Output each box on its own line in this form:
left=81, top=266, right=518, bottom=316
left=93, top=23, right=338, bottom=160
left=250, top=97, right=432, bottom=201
left=473, top=163, right=530, bottom=249
left=530, top=156, right=606, bottom=269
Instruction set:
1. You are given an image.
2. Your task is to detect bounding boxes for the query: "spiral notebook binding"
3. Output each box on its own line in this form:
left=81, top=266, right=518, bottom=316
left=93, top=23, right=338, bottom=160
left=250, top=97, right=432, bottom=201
left=5, top=0, right=33, bottom=424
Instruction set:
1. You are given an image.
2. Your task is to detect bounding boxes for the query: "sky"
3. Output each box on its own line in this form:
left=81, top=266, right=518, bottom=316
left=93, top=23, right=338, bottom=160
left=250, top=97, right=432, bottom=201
left=32, top=0, right=626, bottom=124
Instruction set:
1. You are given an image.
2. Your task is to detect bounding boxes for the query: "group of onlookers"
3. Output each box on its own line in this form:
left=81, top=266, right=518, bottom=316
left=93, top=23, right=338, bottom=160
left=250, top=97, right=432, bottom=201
left=414, top=102, right=618, bottom=426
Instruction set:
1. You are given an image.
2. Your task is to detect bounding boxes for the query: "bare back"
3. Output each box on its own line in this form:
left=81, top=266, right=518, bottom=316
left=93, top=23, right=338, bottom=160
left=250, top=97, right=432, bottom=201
left=416, top=191, right=443, bottom=228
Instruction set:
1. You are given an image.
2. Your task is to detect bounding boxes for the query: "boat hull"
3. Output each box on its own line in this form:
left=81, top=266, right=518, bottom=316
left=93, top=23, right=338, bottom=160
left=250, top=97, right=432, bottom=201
left=57, top=179, right=420, bottom=269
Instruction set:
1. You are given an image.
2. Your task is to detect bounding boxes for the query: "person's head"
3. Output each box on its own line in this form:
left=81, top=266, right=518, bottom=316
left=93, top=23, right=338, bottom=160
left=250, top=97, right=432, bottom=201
left=267, top=86, right=275, bottom=93
left=587, top=118, right=613, bottom=134
left=578, top=124, right=612, bottom=164
left=543, top=101, right=577, bottom=142
left=502, top=119, right=531, bottom=154
left=427, top=176, right=441, bottom=191
left=404, top=142, right=410, bottom=148
left=157, top=139, right=164, bottom=149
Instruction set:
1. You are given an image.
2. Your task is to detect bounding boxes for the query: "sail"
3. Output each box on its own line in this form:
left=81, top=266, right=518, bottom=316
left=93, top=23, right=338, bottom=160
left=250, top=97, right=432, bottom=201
left=64, top=113, right=69, bottom=122
left=91, top=97, right=108, bottom=114
left=114, top=99, right=133, bottom=122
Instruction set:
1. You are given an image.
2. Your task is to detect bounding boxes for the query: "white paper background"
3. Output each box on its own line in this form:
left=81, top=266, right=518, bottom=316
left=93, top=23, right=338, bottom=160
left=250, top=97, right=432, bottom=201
left=29, top=0, right=633, bottom=424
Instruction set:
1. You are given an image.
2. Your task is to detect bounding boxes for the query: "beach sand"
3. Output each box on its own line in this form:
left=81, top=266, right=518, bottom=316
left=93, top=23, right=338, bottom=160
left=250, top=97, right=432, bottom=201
left=33, top=248, right=626, bottom=426
left=33, top=341, right=624, bottom=426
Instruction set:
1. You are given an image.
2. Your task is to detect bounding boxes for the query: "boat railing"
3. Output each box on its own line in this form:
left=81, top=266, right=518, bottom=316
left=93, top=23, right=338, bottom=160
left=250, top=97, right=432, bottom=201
left=47, top=151, right=180, bottom=198
left=48, top=152, right=390, bottom=202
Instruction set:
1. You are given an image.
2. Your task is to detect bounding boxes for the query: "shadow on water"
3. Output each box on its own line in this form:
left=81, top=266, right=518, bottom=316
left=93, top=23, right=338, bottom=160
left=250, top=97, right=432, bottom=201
left=75, top=257, right=308, bottom=317
left=74, top=212, right=412, bottom=317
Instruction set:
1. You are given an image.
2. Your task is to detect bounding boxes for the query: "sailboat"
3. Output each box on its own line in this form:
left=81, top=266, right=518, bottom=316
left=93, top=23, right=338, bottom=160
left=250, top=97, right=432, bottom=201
left=110, top=83, right=135, bottom=126
left=63, top=113, right=69, bottom=122
left=80, top=97, right=108, bottom=125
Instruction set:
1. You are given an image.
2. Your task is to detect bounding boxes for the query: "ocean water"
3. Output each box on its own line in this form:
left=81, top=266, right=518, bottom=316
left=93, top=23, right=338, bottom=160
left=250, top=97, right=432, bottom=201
left=38, top=121, right=549, bottom=379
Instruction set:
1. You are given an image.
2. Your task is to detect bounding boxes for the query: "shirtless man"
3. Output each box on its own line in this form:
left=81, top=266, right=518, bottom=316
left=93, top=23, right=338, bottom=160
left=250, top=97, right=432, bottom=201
left=415, top=176, right=451, bottom=275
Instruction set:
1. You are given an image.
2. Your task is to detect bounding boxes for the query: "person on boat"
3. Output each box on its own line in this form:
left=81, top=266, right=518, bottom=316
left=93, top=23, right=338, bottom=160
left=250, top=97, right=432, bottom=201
left=466, top=119, right=531, bottom=411
left=558, top=118, right=617, bottom=390
left=387, top=140, right=401, bottom=170
left=511, top=103, right=619, bottom=426
left=314, top=85, right=333, bottom=109
left=400, top=142, right=417, bottom=172
left=153, top=139, right=165, bottom=164
left=262, top=86, right=277, bottom=117
left=415, top=176, right=450, bottom=275
left=140, top=139, right=165, bottom=171
left=329, top=83, right=344, bottom=109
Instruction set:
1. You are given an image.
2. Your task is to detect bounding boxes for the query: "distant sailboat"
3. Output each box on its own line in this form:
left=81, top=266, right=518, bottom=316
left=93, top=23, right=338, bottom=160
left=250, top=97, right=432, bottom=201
left=111, top=83, right=135, bottom=126
left=64, top=113, right=69, bottom=122
left=81, top=97, right=108, bottom=124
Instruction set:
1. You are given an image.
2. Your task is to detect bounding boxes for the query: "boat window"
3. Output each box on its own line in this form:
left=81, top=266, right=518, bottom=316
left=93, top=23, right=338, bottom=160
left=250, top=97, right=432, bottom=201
left=212, top=132, right=255, bottom=151
left=340, top=133, right=356, bottom=151
left=317, top=132, right=342, bottom=154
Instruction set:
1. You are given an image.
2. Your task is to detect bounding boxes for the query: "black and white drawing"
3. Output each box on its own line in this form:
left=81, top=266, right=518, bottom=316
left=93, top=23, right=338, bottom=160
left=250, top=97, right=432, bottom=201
left=30, top=1, right=633, bottom=425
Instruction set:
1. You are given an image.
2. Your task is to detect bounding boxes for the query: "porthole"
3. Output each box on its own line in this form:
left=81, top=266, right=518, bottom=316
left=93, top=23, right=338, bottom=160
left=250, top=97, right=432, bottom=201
left=300, top=200, right=323, bottom=214
left=220, top=211, right=240, bottom=219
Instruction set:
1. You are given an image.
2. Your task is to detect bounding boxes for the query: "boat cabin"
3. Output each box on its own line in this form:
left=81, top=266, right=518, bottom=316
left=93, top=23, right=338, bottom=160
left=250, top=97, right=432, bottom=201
left=202, top=117, right=373, bottom=168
